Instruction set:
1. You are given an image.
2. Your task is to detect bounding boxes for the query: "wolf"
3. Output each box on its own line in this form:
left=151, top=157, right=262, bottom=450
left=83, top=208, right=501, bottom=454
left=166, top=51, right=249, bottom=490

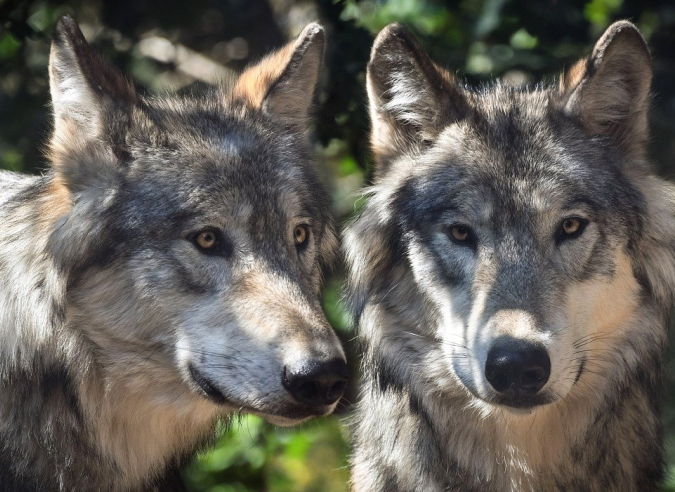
left=346, top=20, right=675, bottom=492
left=0, top=16, right=348, bottom=491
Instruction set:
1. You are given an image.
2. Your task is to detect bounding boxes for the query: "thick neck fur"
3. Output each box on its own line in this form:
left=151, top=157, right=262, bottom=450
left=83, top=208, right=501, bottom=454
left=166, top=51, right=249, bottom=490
left=0, top=173, right=217, bottom=491
left=0, top=174, right=69, bottom=369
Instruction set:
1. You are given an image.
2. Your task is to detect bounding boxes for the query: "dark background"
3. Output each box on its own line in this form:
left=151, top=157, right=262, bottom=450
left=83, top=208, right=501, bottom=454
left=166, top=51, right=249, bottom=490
left=2, top=0, right=675, bottom=490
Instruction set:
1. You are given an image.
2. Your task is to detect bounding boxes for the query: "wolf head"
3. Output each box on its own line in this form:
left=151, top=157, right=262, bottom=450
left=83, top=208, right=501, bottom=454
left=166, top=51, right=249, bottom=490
left=349, top=21, right=675, bottom=414
left=46, top=16, right=346, bottom=425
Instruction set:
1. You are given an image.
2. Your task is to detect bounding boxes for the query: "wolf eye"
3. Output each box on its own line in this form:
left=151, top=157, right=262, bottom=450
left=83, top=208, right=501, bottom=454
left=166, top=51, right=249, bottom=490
left=557, top=217, right=588, bottom=243
left=449, top=225, right=471, bottom=243
left=196, top=230, right=217, bottom=249
left=189, top=228, right=230, bottom=257
left=294, top=224, right=309, bottom=249
left=562, top=218, right=581, bottom=235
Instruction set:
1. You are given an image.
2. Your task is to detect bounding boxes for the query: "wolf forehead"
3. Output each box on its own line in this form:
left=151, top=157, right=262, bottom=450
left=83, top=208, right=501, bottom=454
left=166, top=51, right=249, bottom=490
left=390, top=87, right=646, bottom=228
left=80, top=97, right=330, bottom=222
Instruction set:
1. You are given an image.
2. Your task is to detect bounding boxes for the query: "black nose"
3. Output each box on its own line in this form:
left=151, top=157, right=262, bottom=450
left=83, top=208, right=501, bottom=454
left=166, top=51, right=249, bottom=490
left=485, top=339, right=550, bottom=397
left=283, top=359, right=348, bottom=408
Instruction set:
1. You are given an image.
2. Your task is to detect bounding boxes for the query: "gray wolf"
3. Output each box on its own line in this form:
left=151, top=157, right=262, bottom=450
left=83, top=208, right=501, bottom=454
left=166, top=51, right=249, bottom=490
left=346, top=20, right=675, bottom=491
left=0, top=16, right=347, bottom=491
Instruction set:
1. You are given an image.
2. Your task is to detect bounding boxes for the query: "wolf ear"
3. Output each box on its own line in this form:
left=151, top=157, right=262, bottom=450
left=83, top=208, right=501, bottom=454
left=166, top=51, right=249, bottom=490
left=367, top=23, right=468, bottom=167
left=559, top=21, right=651, bottom=154
left=49, top=16, right=137, bottom=162
left=232, top=23, right=325, bottom=129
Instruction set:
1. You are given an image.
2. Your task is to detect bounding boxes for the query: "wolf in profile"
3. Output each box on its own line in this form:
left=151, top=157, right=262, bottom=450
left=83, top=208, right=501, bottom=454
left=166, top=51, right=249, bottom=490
left=346, top=20, right=675, bottom=491
left=0, top=16, right=347, bottom=491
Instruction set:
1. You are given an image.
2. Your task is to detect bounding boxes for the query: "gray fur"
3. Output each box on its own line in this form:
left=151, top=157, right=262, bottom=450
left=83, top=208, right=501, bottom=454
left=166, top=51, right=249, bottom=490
left=347, top=21, right=675, bottom=491
left=0, top=16, right=344, bottom=491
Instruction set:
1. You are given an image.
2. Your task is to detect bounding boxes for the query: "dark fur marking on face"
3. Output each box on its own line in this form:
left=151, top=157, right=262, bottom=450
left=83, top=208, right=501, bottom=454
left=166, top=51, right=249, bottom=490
left=391, top=179, right=470, bottom=288
left=407, top=390, right=436, bottom=432
left=171, top=258, right=214, bottom=295
left=371, top=354, right=405, bottom=395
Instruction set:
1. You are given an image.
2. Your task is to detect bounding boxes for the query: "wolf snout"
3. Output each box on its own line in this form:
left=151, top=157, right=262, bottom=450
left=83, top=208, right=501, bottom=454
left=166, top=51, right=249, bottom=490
left=283, top=358, right=348, bottom=409
left=485, top=338, right=550, bottom=399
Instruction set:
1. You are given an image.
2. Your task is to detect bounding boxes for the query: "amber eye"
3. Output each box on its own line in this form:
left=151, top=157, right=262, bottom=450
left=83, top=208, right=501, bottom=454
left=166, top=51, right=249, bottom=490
left=195, top=230, right=218, bottom=250
left=189, top=228, right=231, bottom=257
left=450, top=225, right=470, bottom=242
left=557, top=217, right=588, bottom=244
left=294, top=224, right=309, bottom=247
left=561, top=218, right=582, bottom=235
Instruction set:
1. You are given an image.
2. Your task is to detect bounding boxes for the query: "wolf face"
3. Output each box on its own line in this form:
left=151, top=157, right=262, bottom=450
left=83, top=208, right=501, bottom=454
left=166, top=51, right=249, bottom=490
left=392, top=120, right=645, bottom=410
left=353, top=22, right=662, bottom=413
left=47, top=17, right=346, bottom=425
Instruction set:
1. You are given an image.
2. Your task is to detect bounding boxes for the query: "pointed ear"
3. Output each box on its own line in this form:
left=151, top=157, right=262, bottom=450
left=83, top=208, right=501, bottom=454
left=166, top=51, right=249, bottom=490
left=559, top=21, right=651, bottom=155
left=49, top=16, right=137, bottom=163
left=232, top=23, right=325, bottom=129
left=367, top=23, right=468, bottom=166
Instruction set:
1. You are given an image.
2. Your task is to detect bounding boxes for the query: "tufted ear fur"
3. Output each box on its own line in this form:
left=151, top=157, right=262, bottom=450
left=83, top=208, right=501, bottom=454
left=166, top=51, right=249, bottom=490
left=232, top=23, right=325, bottom=130
left=366, top=23, right=468, bottom=170
left=49, top=15, right=137, bottom=178
left=46, top=16, right=143, bottom=272
left=559, top=21, right=651, bottom=156
left=49, top=16, right=138, bottom=197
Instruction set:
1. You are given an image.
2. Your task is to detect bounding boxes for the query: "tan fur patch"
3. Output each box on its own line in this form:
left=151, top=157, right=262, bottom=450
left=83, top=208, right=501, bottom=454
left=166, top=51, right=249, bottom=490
left=232, top=265, right=343, bottom=363
left=232, top=43, right=295, bottom=108
left=235, top=267, right=327, bottom=335
left=40, top=175, right=72, bottom=224
left=565, top=249, right=641, bottom=344
left=48, top=117, right=88, bottom=169
left=79, top=373, right=218, bottom=487
left=559, top=58, right=588, bottom=94
left=230, top=23, right=324, bottom=127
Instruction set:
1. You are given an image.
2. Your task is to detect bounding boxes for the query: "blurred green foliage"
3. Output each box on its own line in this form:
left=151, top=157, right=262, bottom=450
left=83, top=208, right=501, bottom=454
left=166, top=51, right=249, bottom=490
left=2, top=0, right=675, bottom=490
left=184, top=416, right=350, bottom=492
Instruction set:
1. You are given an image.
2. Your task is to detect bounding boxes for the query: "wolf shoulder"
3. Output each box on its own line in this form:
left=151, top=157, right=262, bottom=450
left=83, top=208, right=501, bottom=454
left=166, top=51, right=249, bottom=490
left=0, top=170, right=42, bottom=206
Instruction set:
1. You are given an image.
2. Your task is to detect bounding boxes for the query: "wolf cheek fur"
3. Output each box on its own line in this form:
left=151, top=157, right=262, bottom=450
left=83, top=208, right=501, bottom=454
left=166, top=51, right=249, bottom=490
left=347, top=21, right=675, bottom=492
left=0, top=16, right=347, bottom=491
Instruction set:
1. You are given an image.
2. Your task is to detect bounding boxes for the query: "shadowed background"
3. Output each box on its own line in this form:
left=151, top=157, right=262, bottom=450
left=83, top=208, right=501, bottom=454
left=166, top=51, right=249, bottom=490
left=1, top=0, right=675, bottom=490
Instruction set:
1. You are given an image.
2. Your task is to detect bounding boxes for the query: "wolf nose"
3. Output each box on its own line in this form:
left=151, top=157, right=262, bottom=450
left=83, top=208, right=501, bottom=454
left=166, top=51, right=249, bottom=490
left=283, top=359, right=348, bottom=408
left=485, top=339, right=550, bottom=396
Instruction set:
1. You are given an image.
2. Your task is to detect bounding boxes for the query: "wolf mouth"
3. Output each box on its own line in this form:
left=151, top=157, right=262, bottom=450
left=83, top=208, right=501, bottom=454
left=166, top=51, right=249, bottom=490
left=189, top=364, right=228, bottom=404
left=490, top=393, right=555, bottom=410
left=188, top=364, right=329, bottom=421
left=574, top=358, right=586, bottom=385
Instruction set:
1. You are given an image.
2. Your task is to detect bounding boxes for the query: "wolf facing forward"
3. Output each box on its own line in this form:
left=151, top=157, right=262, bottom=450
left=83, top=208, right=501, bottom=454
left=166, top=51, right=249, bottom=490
left=0, top=16, right=347, bottom=491
left=346, top=21, right=675, bottom=491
